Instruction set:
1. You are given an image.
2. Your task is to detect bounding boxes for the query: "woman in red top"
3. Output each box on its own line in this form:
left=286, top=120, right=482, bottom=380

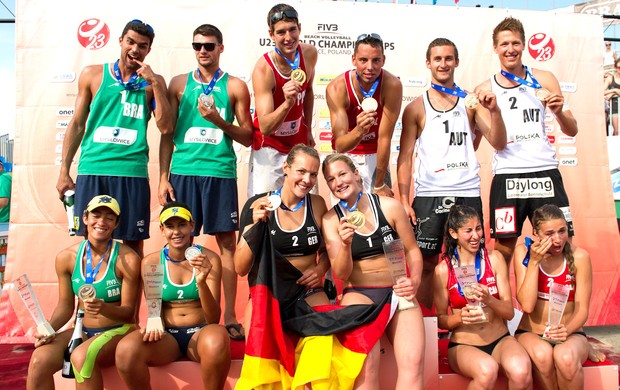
left=514, top=204, right=592, bottom=390
left=434, top=205, right=531, bottom=389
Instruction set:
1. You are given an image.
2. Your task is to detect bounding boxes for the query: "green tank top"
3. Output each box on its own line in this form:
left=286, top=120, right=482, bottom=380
left=78, top=63, right=151, bottom=177
left=160, top=247, right=201, bottom=303
left=71, top=240, right=122, bottom=303
left=170, top=71, right=236, bottom=178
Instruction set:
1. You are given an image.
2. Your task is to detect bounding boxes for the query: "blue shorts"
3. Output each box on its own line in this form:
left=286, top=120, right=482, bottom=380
left=166, top=324, right=206, bottom=355
left=75, top=175, right=150, bottom=241
left=169, top=174, right=239, bottom=235
left=82, top=324, right=123, bottom=339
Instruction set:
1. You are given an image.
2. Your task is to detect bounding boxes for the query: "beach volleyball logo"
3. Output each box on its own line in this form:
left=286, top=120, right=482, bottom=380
left=77, top=18, right=110, bottom=50
left=528, top=33, right=555, bottom=62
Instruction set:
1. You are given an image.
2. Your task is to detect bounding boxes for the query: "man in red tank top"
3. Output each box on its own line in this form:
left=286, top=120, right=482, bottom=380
left=248, top=4, right=318, bottom=197
left=326, top=33, right=402, bottom=197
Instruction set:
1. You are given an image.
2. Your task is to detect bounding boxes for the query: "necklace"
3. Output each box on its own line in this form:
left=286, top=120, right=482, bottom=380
left=164, top=247, right=186, bottom=263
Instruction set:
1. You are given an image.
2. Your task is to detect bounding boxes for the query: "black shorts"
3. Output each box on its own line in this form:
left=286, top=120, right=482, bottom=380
left=169, top=175, right=239, bottom=235
left=167, top=324, right=206, bottom=356
left=75, top=175, right=150, bottom=241
left=489, top=169, right=574, bottom=239
left=611, top=97, right=619, bottom=115
left=448, top=332, right=510, bottom=356
left=412, top=196, right=483, bottom=257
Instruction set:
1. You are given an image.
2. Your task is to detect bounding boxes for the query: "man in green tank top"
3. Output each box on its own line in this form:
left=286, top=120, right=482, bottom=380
left=56, top=20, right=173, bottom=258
left=160, top=24, right=252, bottom=339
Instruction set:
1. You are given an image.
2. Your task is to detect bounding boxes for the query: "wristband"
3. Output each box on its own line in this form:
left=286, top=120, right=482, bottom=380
left=373, top=183, right=386, bottom=191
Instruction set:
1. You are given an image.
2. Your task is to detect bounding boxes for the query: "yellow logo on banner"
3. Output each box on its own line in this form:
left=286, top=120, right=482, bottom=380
left=319, top=143, right=333, bottom=153
left=317, top=75, right=337, bottom=85
left=319, top=108, right=330, bottom=118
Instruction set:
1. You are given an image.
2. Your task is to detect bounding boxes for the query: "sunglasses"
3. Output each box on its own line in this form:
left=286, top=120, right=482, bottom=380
left=270, top=9, right=298, bottom=25
left=129, top=19, right=154, bottom=34
left=192, top=42, right=219, bottom=51
left=356, top=33, right=383, bottom=43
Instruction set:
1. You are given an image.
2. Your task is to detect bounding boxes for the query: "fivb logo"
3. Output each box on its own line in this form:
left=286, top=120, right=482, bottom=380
left=317, top=24, right=338, bottom=32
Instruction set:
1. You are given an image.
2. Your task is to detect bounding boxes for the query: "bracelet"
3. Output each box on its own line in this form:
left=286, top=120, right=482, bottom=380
left=373, top=183, right=386, bottom=191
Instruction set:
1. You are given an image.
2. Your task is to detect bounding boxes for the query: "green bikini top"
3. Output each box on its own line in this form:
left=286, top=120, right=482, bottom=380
left=71, top=240, right=122, bottom=303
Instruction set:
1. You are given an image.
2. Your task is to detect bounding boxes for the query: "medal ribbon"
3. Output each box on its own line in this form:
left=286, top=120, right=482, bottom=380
left=355, top=72, right=380, bottom=99
left=113, top=60, right=149, bottom=91
left=500, top=65, right=542, bottom=89
left=452, top=247, right=482, bottom=296
left=273, top=188, right=305, bottom=212
left=163, top=247, right=187, bottom=263
left=274, top=47, right=300, bottom=71
left=85, top=240, right=112, bottom=284
left=339, top=191, right=363, bottom=212
left=522, top=236, right=535, bottom=266
left=197, top=68, right=221, bottom=96
left=431, top=83, right=467, bottom=98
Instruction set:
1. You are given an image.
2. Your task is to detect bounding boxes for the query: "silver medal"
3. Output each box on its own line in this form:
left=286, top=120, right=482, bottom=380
left=266, top=194, right=282, bottom=211
left=199, top=93, right=215, bottom=108
left=361, top=97, right=378, bottom=111
left=77, top=284, right=96, bottom=301
left=185, top=246, right=202, bottom=260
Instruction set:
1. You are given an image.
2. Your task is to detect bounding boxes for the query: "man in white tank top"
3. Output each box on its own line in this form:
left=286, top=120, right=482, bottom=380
left=396, top=38, right=506, bottom=309
left=475, top=17, right=577, bottom=267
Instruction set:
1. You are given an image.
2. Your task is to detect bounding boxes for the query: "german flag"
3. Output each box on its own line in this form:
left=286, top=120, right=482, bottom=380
left=235, top=222, right=393, bottom=390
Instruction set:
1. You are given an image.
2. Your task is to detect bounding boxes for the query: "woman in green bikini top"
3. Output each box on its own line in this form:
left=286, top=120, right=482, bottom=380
left=27, top=194, right=141, bottom=389
left=115, top=201, right=231, bottom=389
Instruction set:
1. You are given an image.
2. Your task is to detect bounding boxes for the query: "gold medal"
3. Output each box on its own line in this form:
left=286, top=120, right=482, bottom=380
left=463, top=94, right=479, bottom=109
left=361, top=97, right=378, bottom=112
left=291, top=68, right=306, bottom=84
left=266, top=194, right=282, bottom=211
left=347, top=210, right=366, bottom=229
left=535, top=88, right=550, bottom=101
left=77, top=284, right=96, bottom=301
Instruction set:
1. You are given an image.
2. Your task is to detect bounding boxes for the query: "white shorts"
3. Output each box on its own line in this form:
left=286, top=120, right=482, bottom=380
left=248, top=147, right=287, bottom=197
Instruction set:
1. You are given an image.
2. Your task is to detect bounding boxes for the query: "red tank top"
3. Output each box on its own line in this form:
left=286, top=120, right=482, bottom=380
left=253, top=50, right=309, bottom=154
left=537, top=258, right=575, bottom=301
left=444, top=248, right=499, bottom=309
left=331, top=70, right=383, bottom=154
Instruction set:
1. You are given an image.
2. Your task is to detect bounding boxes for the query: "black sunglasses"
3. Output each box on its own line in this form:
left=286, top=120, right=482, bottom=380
left=192, top=42, right=219, bottom=51
left=270, top=9, right=298, bottom=25
left=129, top=19, right=154, bottom=34
left=356, top=33, right=383, bottom=43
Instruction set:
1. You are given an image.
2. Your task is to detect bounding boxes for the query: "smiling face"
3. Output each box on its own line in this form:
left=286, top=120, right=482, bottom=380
left=269, top=20, right=301, bottom=57
left=283, top=151, right=319, bottom=199
left=534, top=218, right=569, bottom=256
left=494, top=30, right=524, bottom=71
left=323, top=159, right=361, bottom=201
left=449, top=216, right=483, bottom=255
left=161, top=216, right=195, bottom=250
left=427, top=44, right=458, bottom=85
left=352, top=43, right=385, bottom=85
left=118, top=30, right=151, bottom=72
left=82, top=207, right=119, bottom=241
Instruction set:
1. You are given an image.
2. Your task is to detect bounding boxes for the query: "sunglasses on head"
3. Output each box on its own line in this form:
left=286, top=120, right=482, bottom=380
left=356, top=33, right=383, bottom=43
left=129, top=19, right=154, bottom=34
left=270, top=9, right=298, bottom=25
left=192, top=42, right=218, bottom=51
